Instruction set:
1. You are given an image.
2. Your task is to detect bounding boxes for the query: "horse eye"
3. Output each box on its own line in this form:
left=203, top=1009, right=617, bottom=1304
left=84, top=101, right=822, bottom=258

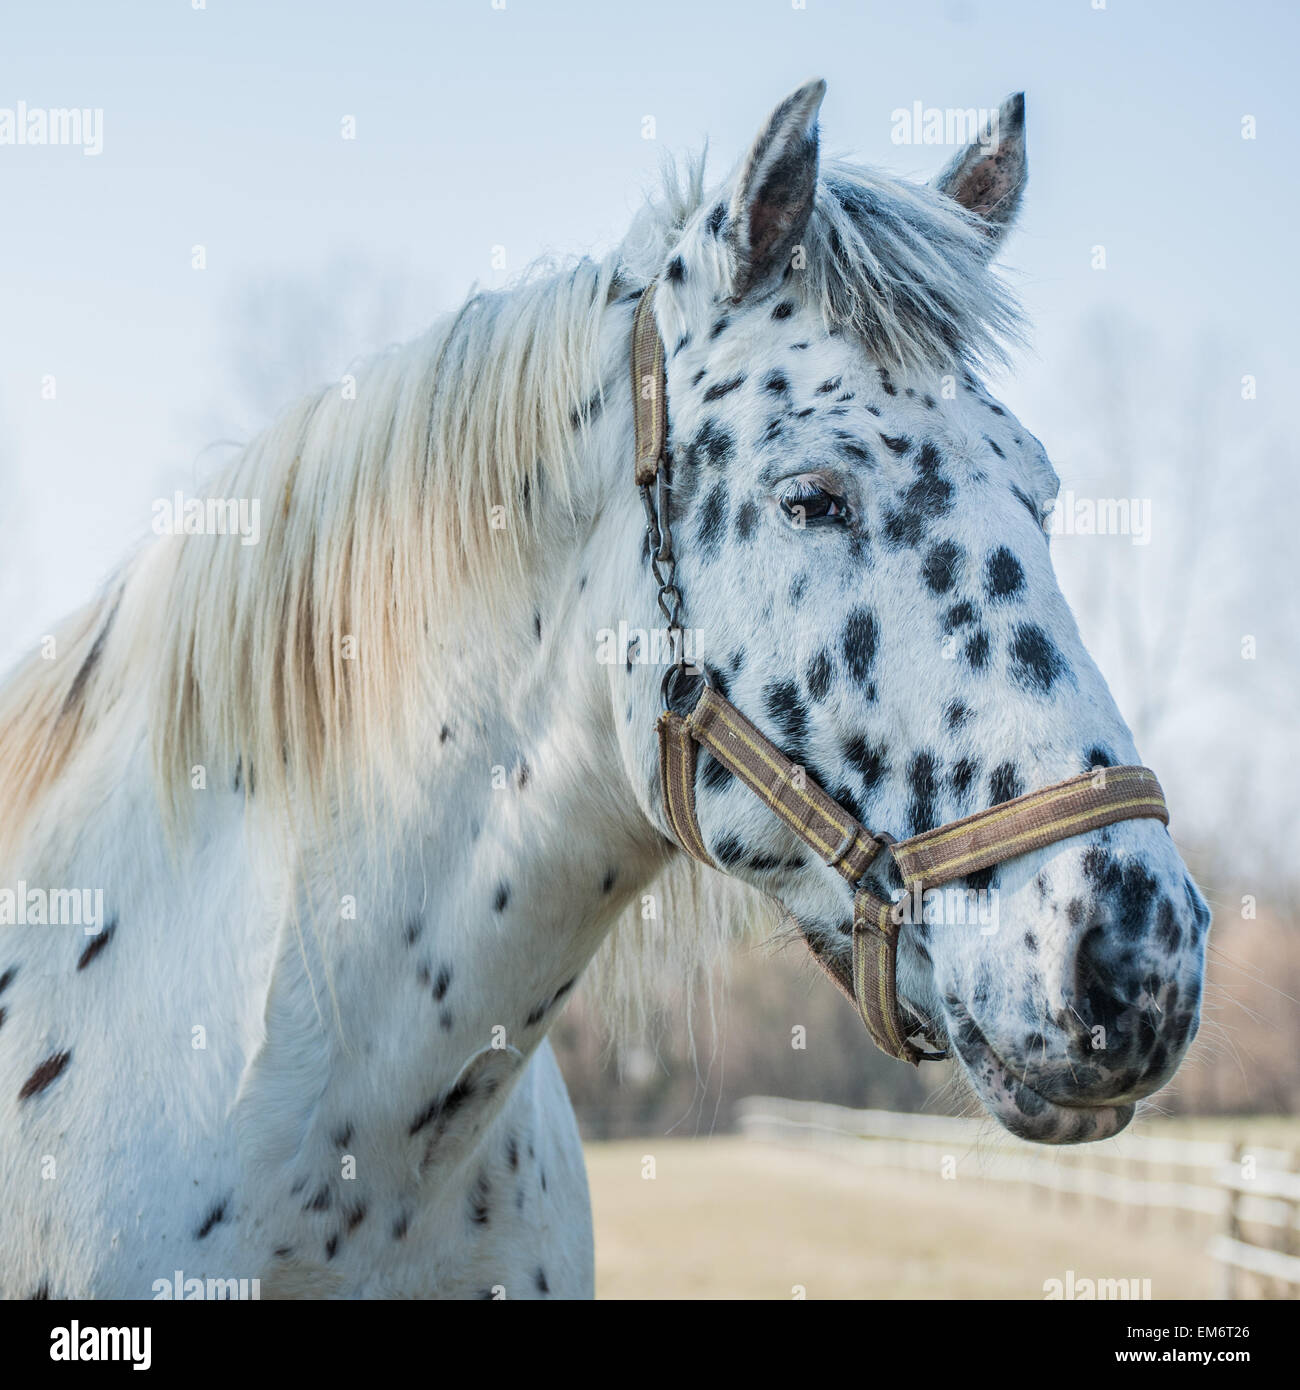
left=779, top=478, right=850, bottom=528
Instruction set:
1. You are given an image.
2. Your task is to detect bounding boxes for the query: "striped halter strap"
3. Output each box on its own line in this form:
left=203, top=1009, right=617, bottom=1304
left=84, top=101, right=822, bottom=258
left=629, top=281, right=1170, bottom=1064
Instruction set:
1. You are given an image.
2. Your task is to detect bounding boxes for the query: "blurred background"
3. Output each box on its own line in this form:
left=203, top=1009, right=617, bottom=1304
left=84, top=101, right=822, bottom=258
left=2, top=0, right=1297, bottom=1297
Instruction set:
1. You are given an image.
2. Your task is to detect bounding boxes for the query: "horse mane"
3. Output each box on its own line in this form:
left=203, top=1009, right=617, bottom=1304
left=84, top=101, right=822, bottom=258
left=0, top=144, right=1021, bottom=1024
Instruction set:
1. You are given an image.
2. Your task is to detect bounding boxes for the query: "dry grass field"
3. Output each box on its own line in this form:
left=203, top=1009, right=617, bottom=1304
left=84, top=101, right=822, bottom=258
left=587, top=1136, right=1222, bottom=1300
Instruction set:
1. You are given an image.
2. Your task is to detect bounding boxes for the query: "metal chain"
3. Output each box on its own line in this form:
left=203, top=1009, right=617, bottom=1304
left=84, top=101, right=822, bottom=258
left=639, top=469, right=691, bottom=707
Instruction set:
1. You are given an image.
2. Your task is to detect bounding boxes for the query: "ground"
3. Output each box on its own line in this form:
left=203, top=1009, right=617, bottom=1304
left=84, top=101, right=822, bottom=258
left=586, top=1136, right=1220, bottom=1300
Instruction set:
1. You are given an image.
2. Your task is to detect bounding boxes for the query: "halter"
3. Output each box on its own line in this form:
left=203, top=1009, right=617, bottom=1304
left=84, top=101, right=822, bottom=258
left=630, top=281, right=1172, bottom=1065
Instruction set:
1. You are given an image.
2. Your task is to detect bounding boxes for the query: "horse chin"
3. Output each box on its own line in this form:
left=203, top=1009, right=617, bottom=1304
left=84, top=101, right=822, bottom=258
left=941, top=999, right=1135, bottom=1145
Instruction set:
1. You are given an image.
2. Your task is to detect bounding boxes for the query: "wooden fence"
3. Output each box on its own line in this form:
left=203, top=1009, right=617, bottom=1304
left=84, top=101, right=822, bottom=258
left=736, top=1095, right=1300, bottom=1299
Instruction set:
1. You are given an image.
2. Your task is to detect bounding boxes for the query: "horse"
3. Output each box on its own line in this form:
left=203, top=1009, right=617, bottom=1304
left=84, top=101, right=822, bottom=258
left=0, top=79, right=1209, bottom=1299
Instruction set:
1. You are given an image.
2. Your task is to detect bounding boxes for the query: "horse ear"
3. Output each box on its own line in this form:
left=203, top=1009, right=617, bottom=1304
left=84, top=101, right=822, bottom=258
left=725, top=79, right=825, bottom=300
left=933, top=92, right=1027, bottom=246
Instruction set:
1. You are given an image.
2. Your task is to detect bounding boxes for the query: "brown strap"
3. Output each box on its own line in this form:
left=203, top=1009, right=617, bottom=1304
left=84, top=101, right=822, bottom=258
left=631, top=284, right=667, bottom=486
left=891, top=765, right=1168, bottom=890
left=686, top=686, right=885, bottom=887
left=852, top=891, right=918, bottom=1063
left=656, top=711, right=715, bottom=867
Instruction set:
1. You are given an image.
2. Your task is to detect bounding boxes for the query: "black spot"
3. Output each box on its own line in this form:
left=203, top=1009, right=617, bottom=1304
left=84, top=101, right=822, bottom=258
left=18, top=1050, right=71, bottom=1100
left=507, top=1136, right=520, bottom=1171
left=837, top=439, right=873, bottom=466
left=879, top=434, right=910, bottom=454
left=75, top=918, right=117, bottom=970
left=764, top=680, right=807, bottom=748
left=805, top=650, right=833, bottom=702
left=0, top=966, right=16, bottom=995
left=409, top=1074, right=476, bottom=1137
left=673, top=334, right=690, bottom=356
left=964, top=629, right=990, bottom=669
left=1116, top=864, right=1159, bottom=941
left=878, top=367, right=896, bottom=396
left=601, top=869, right=617, bottom=894
left=470, top=1172, right=491, bottom=1226
left=665, top=256, right=686, bottom=284
left=515, top=759, right=530, bottom=789
left=951, top=757, right=978, bottom=797
left=706, top=203, right=726, bottom=236
left=842, top=606, right=878, bottom=684
left=945, top=699, right=970, bottom=729
left=735, top=499, right=760, bottom=542
left=433, top=965, right=452, bottom=1002
left=493, top=882, right=510, bottom=913
left=699, top=751, right=734, bottom=791
left=907, top=752, right=940, bottom=833
left=703, top=375, right=745, bottom=402
left=764, top=371, right=789, bottom=394
left=195, top=1199, right=228, bottom=1240
left=746, top=852, right=786, bottom=872
left=709, top=316, right=729, bottom=339
left=532, top=611, right=542, bottom=641
left=325, top=1233, right=339, bottom=1260
left=985, top=547, right=1025, bottom=600
left=816, top=377, right=842, bottom=394
left=1023, top=932, right=1038, bottom=953
left=535, top=1267, right=550, bottom=1294
left=306, top=1185, right=332, bottom=1212
left=332, top=1122, right=354, bottom=1148
left=1009, top=623, right=1067, bottom=694
left=983, top=434, right=1005, bottom=458
left=345, top=1202, right=367, bottom=1232
left=1085, top=745, right=1115, bottom=769
left=988, top=762, right=1023, bottom=805
left=1156, top=898, right=1182, bottom=953
left=772, top=301, right=794, bottom=320
left=921, top=541, right=964, bottom=594
left=788, top=572, right=808, bottom=606
left=404, top=918, right=423, bottom=948
left=944, top=600, right=978, bottom=632
left=712, top=834, right=747, bottom=870
left=30, top=1281, right=50, bottom=1300
left=845, top=737, right=887, bottom=789
left=697, top=482, right=729, bottom=560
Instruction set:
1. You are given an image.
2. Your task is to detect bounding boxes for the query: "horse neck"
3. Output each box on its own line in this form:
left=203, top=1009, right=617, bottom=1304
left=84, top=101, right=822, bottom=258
left=238, top=364, right=668, bottom=1172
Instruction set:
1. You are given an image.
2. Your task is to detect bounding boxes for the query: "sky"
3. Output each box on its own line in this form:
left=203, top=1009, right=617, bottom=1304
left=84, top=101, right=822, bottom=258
left=1, top=0, right=1297, bottom=865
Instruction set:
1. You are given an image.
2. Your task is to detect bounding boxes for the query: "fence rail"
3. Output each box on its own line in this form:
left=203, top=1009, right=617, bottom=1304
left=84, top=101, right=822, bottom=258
left=736, top=1096, right=1300, bottom=1299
